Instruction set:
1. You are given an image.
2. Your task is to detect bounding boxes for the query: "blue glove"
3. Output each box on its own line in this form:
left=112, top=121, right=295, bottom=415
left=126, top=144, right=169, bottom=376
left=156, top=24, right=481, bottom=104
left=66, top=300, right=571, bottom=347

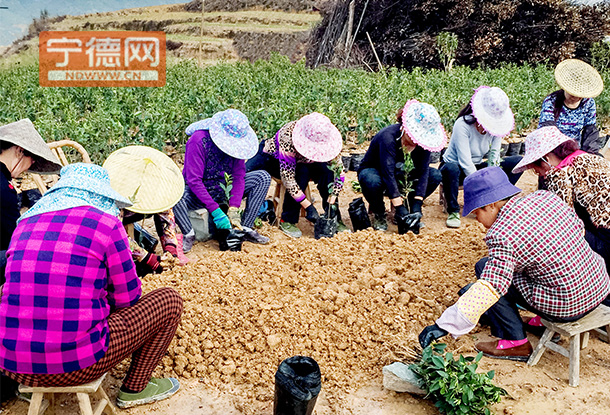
left=211, top=208, right=231, bottom=230
left=419, top=323, right=448, bottom=348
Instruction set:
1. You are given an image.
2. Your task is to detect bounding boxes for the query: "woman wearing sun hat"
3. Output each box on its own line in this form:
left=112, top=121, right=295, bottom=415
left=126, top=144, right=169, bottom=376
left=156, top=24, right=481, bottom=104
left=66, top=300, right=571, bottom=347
left=513, top=126, right=610, bottom=274
left=0, top=119, right=62, bottom=282
left=173, top=109, right=271, bottom=252
left=103, top=145, right=186, bottom=276
left=440, top=86, right=523, bottom=229
left=538, top=59, right=604, bottom=154
left=0, top=163, right=183, bottom=408
left=357, top=100, right=445, bottom=232
left=419, top=167, right=610, bottom=362
left=246, top=112, right=346, bottom=238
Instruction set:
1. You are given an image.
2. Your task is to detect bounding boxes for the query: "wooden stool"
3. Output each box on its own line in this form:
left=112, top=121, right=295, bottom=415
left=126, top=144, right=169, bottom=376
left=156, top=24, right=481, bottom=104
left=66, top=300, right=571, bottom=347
left=19, top=373, right=117, bottom=415
left=272, top=178, right=313, bottom=226
left=527, top=304, right=610, bottom=387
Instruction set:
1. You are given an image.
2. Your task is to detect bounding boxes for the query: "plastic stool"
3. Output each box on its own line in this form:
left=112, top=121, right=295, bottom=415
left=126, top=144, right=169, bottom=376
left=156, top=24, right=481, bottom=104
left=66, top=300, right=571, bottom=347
left=19, top=373, right=117, bottom=415
left=527, top=304, right=610, bottom=387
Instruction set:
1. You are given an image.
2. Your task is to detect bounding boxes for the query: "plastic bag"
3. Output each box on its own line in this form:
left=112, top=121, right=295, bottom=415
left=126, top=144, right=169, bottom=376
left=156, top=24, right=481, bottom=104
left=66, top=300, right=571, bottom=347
left=133, top=222, right=159, bottom=253
left=314, top=206, right=338, bottom=239
left=347, top=197, right=371, bottom=232
left=274, top=356, right=321, bottom=415
left=216, top=229, right=245, bottom=251
left=258, top=199, right=276, bottom=224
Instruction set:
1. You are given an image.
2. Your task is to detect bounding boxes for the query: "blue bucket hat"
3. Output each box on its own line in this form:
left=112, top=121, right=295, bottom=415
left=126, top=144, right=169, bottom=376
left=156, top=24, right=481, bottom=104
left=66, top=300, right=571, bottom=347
left=185, top=109, right=258, bottom=160
left=463, top=167, right=521, bottom=216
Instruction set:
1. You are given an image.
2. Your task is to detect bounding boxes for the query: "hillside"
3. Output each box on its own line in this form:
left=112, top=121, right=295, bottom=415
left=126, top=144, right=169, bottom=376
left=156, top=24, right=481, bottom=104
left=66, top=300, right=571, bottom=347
left=0, top=3, right=321, bottom=66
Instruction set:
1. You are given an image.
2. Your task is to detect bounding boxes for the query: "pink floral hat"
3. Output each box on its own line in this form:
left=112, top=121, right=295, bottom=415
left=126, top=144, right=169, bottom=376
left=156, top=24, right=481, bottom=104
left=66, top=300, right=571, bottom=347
left=292, top=112, right=342, bottom=162
left=512, top=126, right=574, bottom=174
left=471, top=86, right=515, bottom=138
left=401, top=100, right=447, bottom=152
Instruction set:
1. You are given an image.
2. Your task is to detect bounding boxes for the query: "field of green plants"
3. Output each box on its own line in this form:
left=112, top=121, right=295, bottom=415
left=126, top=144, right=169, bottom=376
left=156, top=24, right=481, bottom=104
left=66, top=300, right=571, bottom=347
left=1, top=55, right=609, bottom=163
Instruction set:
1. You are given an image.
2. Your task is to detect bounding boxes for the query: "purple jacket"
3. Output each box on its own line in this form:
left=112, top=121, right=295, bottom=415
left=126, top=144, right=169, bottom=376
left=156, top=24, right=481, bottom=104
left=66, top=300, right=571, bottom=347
left=183, top=130, right=246, bottom=212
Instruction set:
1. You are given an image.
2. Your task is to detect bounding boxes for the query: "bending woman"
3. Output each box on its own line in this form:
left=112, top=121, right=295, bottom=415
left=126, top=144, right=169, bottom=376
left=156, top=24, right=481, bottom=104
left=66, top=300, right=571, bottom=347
left=358, top=100, right=445, bottom=232
left=513, top=126, right=610, bottom=274
left=0, top=163, right=183, bottom=409
left=538, top=59, right=604, bottom=154
left=246, top=112, right=346, bottom=239
left=441, top=86, right=522, bottom=228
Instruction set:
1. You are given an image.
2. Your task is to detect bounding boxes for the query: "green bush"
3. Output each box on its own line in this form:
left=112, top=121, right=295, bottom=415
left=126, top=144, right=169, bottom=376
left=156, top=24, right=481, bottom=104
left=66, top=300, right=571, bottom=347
left=0, top=56, right=608, bottom=163
left=410, top=343, right=507, bottom=415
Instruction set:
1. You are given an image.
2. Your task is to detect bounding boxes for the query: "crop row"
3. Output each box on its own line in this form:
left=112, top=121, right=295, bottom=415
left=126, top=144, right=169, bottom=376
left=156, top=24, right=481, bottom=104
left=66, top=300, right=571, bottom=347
left=0, top=55, right=608, bottom=163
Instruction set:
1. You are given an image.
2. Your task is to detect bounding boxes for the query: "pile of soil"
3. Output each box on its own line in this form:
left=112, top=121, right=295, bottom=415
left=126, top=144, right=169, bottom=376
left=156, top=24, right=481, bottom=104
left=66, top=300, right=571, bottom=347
left=131, top=224, right=486, bottom=412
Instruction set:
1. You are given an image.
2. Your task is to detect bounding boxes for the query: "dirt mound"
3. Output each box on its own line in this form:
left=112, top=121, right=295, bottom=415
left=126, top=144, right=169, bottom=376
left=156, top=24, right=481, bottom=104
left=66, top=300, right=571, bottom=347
left=185, top=0, right=315, bottom=12
left=233, top=31, right=310, bottom=62
left=128, top=224, right=487, bottom=413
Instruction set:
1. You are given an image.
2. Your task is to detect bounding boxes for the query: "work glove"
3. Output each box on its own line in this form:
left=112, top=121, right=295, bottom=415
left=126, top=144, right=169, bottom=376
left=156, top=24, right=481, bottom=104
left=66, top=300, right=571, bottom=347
left=305, top=205, right=320, bottom=223
left=419, top=323, right=448, bottom=348
left=404, top=212, right=423, bottom=235
left=227, top=207, right=243, bottom=230
left=394, top=204, right=409, bottom=218
left=144, top=253, right=163, bottom=274
left=211, top=208, right=232, bottom=230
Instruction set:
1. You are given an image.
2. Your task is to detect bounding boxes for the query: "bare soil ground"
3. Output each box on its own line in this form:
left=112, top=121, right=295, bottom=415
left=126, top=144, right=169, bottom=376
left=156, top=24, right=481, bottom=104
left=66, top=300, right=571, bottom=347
left=4, top=163, right=610, bottom=415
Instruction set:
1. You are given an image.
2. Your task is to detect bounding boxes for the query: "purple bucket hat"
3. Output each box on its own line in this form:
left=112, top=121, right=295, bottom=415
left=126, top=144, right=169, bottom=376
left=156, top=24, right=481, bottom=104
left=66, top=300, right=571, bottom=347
left=471, top=86, right=515, bottom=138
left=512, top=126, right=574, bottom=174
left=401, top=100, right=447, bottom=152
left=291, top=112, right=342, bottom=162
left=185, top=109, right=258, bottom=160
left=463, top=166, right=521, bottom=216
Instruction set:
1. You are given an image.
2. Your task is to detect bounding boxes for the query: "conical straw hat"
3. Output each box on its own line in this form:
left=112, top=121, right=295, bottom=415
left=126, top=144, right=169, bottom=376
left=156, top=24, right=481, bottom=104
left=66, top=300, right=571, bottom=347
left=555, top=59, right=603, bottom=98
left=103, top=146, right=185, bottom=214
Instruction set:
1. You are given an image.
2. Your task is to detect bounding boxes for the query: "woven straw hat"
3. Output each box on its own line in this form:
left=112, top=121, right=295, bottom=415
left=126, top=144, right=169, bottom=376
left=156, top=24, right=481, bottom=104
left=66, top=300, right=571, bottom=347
left=103, top=146, right=185, bottom=214
left=470, top=86, right=515, bottom=138
left=555, top=59, right=603, bottom=98
left=401, top=100, right=447, bottom=152
left=291, top=112, right=342, bottom=162
left=0, top=119, right=62, bottom=174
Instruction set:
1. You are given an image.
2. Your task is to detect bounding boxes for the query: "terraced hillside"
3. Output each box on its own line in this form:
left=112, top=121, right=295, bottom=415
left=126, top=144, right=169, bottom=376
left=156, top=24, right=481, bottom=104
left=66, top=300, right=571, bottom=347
left=0, top=3, right=321, bottom=66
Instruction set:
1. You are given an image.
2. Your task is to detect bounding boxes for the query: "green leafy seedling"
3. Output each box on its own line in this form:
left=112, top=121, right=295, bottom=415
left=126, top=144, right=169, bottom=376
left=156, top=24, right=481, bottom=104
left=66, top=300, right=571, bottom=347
left=410, top=343, right=507, bottom=415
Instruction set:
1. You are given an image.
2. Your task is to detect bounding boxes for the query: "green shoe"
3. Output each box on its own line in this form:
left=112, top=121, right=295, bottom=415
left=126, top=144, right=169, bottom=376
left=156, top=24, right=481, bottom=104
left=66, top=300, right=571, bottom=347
left=337, top=221, right=350, bottom=233
left=446, top=212, right=461, bottom=228
left=279, top=221, right=302, bottom=238
left=117, top=378, right=180, bottom=409
left=373, top=214, right=388, bottom=231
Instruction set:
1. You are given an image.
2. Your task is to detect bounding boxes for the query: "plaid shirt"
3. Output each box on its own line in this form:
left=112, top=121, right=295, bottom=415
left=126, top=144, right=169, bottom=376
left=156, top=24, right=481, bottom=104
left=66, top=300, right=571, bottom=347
left=0, top=207, right=141, bottom=374
left=481, top=190, right=610, bottom=318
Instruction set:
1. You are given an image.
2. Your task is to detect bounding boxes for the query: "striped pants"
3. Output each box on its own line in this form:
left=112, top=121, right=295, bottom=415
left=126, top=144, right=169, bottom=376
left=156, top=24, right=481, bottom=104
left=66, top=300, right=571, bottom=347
left=173, top=170, right=271, bottom=234
left=2, top=288, right=183, bottom=392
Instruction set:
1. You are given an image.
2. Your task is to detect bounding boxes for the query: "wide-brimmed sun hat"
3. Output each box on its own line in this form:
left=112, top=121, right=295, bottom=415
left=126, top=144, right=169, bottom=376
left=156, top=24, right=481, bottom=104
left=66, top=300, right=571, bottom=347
left=48, top=163, right=132, bottom=209
left=401, top=100, right=448, bottom=152
left=291, top=112, right=342, bottom=162
left=0, top=119, right=62, bottom=174
left=470, top=86, right=515, bottom=138
left=103, top=145, right=185, bottom=214
left=555, top=59, right=603, bottom=98
left=463, top=166, right=521, bottom=216
left=185, top=109, right=258, bottom=160
left=512, top=126, right=575, bottom=174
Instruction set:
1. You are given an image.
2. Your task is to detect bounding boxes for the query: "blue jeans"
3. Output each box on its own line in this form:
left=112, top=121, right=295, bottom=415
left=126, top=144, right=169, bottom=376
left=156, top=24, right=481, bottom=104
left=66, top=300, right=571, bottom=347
left=440, top=156, right=523, bottom=214
left=357, top=167, right=442, bottom=216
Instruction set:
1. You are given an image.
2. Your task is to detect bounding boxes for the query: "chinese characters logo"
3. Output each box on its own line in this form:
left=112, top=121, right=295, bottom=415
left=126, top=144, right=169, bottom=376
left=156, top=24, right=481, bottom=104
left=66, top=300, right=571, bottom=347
left=40, top=31, right=166, bottom=87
